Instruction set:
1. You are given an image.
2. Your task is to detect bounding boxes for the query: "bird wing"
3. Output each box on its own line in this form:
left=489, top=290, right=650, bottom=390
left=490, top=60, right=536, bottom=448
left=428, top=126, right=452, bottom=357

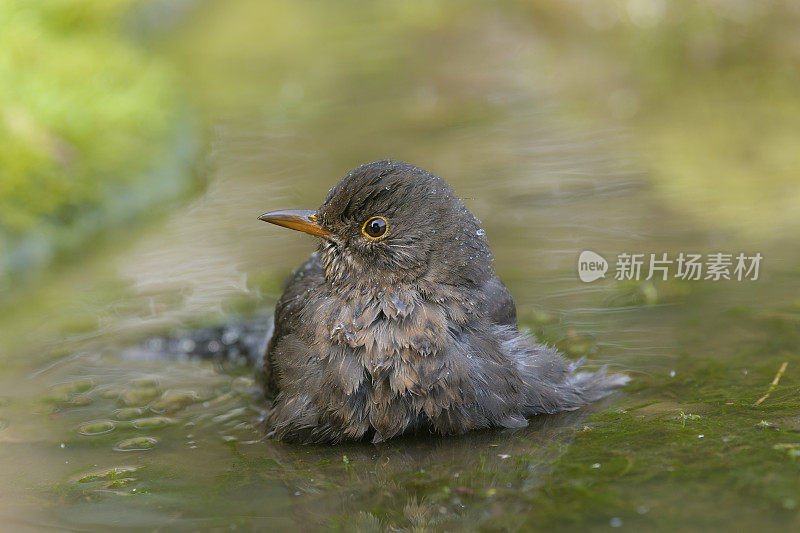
left=261, top=253, right=325, bottom=395
left=478, top=275, right=517, bottom=327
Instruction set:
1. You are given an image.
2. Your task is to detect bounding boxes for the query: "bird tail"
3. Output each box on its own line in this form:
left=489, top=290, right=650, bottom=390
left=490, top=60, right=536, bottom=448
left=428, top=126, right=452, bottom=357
left=505, top=332, right=629, bottom=415
left=123, top=316, right=273, bottom=369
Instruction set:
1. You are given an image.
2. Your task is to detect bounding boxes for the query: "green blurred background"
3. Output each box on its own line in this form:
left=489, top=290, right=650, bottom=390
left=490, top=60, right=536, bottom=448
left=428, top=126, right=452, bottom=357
left=2, top=0, right=798, bottom=288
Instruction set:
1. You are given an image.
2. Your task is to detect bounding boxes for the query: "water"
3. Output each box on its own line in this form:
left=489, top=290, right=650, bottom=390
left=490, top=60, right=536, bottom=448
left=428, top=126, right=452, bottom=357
left=2, top=1, right=800, bottom=530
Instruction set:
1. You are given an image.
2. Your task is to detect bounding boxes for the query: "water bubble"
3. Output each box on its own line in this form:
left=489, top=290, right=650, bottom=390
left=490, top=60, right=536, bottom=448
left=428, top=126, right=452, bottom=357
left=119, top=387, right=161, bottom=407
left=46, top=379, right=97, bottom=407
left=114, top=437, right=158, bottom=452
left=610, top=517, right=623, bottom=527
left=476, top=229, right=486, bottom=237
left=149, top=390, right=199, bottom=414
left=78, top=420, right=116, bottom=436
left=132, top=416, right=174, bottom=430
left=177, top=338, right=194, bottom=352
left=221, top=329, right=239, bottom=345
left=114, top=407, right=146, bottom=421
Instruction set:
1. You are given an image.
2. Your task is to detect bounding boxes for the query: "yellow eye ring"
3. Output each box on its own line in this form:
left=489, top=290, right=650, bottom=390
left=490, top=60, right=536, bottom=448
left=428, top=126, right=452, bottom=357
left=361, top=216, right=388, bottom=240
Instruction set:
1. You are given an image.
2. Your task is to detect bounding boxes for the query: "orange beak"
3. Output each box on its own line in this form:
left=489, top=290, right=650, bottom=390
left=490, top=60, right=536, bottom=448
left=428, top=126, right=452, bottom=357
left=258, top=209, right=334, bottom=238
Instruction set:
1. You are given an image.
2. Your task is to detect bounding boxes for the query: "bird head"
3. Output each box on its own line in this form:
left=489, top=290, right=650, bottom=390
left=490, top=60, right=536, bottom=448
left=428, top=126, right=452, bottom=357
left=259, top=160, right=494, bottom=289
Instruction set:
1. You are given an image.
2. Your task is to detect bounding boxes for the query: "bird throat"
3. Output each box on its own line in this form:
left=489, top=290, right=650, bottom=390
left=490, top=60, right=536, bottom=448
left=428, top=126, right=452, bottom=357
left=303, top=261, right=478, bottom=424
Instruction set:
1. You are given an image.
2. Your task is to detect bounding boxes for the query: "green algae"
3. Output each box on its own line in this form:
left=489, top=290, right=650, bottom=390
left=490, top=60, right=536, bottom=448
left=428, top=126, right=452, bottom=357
left=512, top=310, right=800, bottom=531
left=148, top=390, right=200, bottom=414
left=114, top=436, right=158, bottom=452
left=76, top=466, right=138, bottom=484
left=113, top=407, right=147, bottom=421
left=118, top=387, right=162, bottom=407
left=0, top=1, right=200, bottom=283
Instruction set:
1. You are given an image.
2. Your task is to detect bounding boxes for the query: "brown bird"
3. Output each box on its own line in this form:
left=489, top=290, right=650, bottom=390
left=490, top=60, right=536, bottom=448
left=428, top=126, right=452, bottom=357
left=258, top=160, right=627, bottom=444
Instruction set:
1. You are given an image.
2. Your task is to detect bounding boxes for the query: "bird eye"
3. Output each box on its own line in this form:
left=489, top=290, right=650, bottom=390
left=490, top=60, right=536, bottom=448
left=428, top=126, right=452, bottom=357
left=362, top=216, right=388, bottom=240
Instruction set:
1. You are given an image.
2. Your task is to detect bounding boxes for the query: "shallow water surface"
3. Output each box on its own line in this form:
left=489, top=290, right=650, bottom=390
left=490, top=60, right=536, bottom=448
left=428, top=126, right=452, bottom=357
left=2, top=1, right=800, bottom=531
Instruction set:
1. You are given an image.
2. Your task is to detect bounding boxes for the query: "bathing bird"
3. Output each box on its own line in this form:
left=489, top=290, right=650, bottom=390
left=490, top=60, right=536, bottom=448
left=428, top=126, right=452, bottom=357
left=258, top=160, right=627, bottom=444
